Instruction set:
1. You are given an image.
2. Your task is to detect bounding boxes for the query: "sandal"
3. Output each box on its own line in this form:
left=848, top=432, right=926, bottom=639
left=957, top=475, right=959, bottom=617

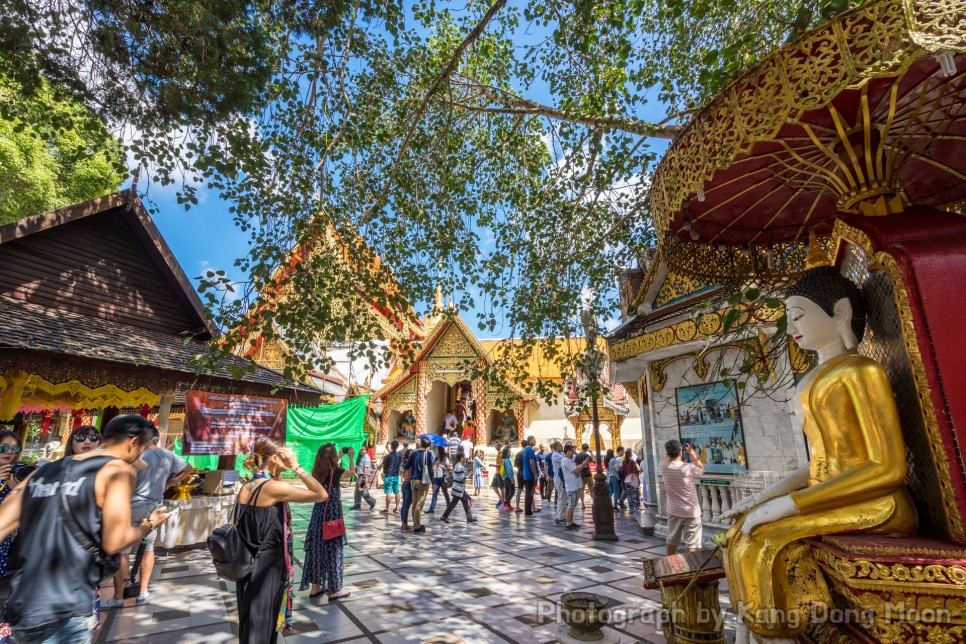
left=309, top=590, right=325, bottom=598
left=328, top=591, right=351, bottom=601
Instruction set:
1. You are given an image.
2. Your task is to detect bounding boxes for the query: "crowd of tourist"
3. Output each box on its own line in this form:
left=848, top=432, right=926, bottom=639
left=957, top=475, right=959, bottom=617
left=0, top=420, right=649, bottom=644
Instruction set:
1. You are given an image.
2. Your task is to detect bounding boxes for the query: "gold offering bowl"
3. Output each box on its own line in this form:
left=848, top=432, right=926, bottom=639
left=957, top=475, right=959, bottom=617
left=170, top=483, right=199, bottom=501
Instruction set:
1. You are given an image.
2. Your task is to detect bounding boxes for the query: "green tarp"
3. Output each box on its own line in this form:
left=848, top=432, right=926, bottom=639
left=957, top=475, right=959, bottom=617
left=287, top=395, right=369, bottom=474
left=172, top=395, right=369, bottom=476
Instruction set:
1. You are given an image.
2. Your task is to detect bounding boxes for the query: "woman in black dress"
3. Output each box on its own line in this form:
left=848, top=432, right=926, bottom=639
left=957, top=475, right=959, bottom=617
left=236, top=438, right=326, bottom=644
left=300, top=443, right=354, bottom=600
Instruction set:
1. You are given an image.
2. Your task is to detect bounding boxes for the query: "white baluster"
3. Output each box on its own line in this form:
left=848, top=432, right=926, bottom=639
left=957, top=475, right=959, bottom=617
left=720, top=486, right=733, bottom=523
left=710, top=486, right=722, bottom=523
left=700, top=485, right=712, bottom=522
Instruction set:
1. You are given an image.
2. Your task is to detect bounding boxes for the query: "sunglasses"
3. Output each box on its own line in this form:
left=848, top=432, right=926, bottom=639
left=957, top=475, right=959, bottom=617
left=0, top=445, right=22, bottom=454
left=73, top=434, right=101, bottom=443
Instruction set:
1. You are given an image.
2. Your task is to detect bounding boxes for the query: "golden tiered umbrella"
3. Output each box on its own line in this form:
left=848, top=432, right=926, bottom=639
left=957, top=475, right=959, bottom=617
left=650, top=0, right=966, bottom=281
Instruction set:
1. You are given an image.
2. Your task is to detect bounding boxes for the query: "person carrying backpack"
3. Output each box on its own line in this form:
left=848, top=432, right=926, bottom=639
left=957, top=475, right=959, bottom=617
left=380, top=440, right=402, bottom=514
left=407, top=437, right=435, bottom=534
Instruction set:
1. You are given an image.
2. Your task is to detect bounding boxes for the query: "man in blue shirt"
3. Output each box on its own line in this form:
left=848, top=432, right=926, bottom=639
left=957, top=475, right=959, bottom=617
left=407, top=437, right=435, bottom=534
left=537, top=444, right=550, bottom=503
left=521, top=436, right=541, bottom=516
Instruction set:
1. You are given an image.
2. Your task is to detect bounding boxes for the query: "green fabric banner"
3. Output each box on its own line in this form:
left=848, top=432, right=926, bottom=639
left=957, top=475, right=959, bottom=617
left=172, top=437, right=245, bottom=471
left=172, top=395, right=369, bottom=476
left=286, top=395, right=369, bottom=474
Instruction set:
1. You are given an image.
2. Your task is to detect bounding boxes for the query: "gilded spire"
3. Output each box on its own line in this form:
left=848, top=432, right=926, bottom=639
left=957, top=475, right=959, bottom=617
left=805, top=230, right=831, bottom=269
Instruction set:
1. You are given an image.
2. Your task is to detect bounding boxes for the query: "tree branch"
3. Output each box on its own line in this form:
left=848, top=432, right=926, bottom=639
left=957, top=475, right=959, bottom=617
left=446, top=85, right=684, bottom=140
left=369, top=0, right=508, bottom=216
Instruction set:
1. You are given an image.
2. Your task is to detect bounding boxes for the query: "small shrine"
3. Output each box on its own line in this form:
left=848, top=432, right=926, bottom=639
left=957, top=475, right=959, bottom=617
left=375, top=314, right=533, bottom=445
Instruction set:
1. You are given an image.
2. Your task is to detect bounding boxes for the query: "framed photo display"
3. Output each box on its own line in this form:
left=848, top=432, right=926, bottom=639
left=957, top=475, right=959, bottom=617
left=675, top=381, right=748, bottom=474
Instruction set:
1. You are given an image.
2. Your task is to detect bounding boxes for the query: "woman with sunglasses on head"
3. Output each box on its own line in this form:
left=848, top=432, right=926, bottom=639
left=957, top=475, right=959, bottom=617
left=0, top=430, right=23, bottom=578
left=65, top=425, right=101, bottom=457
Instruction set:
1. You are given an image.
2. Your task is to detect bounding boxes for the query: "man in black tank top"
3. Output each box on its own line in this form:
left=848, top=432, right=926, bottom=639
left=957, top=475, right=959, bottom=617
left=0, top=415, right=172, bottom=644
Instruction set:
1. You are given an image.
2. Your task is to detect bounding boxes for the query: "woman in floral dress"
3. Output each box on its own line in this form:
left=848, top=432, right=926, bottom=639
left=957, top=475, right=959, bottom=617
left=301, top=444, right=354, bottom=600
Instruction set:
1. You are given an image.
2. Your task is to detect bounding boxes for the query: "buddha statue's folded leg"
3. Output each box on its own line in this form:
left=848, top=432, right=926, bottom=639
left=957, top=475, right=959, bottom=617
left=726, top=495, right=899, bottom=639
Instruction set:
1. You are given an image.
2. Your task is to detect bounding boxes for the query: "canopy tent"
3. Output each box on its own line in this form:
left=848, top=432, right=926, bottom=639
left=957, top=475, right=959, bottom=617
left=173, top=394, right=370, bottom=475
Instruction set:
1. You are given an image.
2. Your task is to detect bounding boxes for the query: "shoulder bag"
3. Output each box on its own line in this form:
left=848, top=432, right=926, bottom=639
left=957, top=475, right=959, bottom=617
left=322, top=469, right=347, bottom=540
left=207, top=479, right=270, bottom=582
left=57, top=457, right=120, bottom=584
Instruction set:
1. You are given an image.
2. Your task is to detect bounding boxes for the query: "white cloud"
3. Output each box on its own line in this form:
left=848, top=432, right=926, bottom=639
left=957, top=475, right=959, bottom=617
left=198, top=260, right=241, bottom=303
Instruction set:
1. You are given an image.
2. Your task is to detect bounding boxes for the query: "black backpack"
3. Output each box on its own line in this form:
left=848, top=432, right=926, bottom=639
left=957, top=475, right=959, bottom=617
left=207, top=479, right=269, bottom=581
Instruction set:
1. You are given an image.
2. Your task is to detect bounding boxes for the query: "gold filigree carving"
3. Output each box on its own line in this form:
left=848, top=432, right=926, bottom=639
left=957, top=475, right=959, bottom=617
left=692, top=355, right=711, bottom=380
left=814, top=547, right=966, bottom=586
left=654, top=271, right=715, bottom=308
left=651, top=0, right=960, bottom=238
left=822, top=535, right=966, bottom=559
left=610, top=303, right=782, bottom=362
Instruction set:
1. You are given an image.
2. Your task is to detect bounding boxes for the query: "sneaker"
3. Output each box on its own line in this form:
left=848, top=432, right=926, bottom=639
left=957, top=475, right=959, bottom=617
left=101, top=598, right=124, bottom=610
left=368, top=501, right=377, bottom=510
left=467, top=517, right=478, bottom=523
left=566, top=523, right=581, bottom=530
left=495, top=501, right=503, bottom=509
left=414, top=526, right=426, bottom=533
left=440, top=517, right=451, bottom=523
left=427, top=508, right=435, bottom=514
left=348, top=505, right=362, bottom=510
left=136, top=592, right=150, bottom=604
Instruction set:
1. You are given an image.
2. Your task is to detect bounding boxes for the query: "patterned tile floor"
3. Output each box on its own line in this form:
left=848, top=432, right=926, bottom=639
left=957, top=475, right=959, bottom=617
left=34, top=491, right=737, bottom=643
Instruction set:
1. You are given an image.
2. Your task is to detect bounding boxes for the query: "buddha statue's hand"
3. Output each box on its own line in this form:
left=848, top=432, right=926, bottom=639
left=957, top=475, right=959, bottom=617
left=740, top=496, right=800, bottom=534
left=721, top=493, right=761, bottom=521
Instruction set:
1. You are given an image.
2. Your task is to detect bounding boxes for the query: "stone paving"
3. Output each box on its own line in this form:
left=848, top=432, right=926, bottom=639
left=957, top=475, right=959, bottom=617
left=59, top=490, right=735, bottom=643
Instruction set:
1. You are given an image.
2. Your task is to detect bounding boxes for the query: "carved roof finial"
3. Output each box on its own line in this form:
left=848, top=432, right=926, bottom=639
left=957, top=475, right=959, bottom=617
left=805, top=230, right=831, bottom=269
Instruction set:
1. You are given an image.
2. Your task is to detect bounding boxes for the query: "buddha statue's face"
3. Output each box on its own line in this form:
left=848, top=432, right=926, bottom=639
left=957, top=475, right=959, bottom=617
left=785, top=295, right=843, bottom=353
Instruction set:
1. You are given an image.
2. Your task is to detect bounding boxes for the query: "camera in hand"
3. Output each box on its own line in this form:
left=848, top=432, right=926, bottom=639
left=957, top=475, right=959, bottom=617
left=11, top=462, right=38, bottom=483
left=341, top=446, right=350, bottom=455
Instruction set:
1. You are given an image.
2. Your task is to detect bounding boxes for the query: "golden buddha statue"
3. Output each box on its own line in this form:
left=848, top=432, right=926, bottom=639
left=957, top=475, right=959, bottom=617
left=721, top=238, right=918, bottom=642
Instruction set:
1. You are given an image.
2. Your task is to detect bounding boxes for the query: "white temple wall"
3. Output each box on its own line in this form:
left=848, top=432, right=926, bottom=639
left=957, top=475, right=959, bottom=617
left=647, top=346, right=806, bottom=480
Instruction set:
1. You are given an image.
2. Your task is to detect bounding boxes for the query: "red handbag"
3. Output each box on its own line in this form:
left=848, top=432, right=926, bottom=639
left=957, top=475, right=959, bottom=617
left=322, top=469, right=347, bottom=540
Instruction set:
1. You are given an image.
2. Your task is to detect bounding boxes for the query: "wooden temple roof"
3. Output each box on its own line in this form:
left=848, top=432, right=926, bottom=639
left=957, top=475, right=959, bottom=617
left=0, top=191, right=319, bottom=398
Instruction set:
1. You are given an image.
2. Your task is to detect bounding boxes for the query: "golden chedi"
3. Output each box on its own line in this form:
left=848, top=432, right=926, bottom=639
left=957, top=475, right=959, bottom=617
left=721, top=234, right=917, bottom=642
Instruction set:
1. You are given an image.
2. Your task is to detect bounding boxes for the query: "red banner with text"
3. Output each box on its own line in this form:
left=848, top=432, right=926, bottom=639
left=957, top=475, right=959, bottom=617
left=183, top=390, right=287, bottom=455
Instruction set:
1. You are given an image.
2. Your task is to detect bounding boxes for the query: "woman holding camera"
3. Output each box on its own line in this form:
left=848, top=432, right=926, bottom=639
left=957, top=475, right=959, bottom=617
left=300, top=444, right=354, bottom=600
left=0, top=430, right=23, bottom=577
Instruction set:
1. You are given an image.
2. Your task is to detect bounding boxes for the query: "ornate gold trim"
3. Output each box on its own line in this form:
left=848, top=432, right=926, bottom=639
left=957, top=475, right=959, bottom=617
left=23, top=375, right=160, bottom=410
left=822, top=536, right=966, bottom=559
left=610, top=303, right=782, bottom=362
left=650, top=0, right=966, bottom=238
left=833, top=218, right=965, bottom=543
left=814, top=545, right=966, bottom=587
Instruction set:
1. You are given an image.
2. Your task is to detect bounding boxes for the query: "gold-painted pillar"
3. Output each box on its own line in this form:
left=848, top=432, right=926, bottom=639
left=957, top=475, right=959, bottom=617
left=415, top=362, right=428, bottom=435
left=611, top=415, right=624, bottom=449
left=474, top=377, right=487, bottom=445
left=0, top=372, right=29, bottom=421
left=379, top=404, right=390, bottom=444
left=515, top=398, right=526, bottom=442
left=570, top=416, right=583, bottom=446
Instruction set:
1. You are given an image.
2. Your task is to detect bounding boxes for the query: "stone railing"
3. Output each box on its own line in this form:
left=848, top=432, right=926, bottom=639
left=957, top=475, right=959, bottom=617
left=696, top=479, right=739, bottom=525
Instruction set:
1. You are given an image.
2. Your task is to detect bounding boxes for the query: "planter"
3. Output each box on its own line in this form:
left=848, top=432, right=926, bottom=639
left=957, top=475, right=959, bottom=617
left=559, top=592, right=611, bottom=641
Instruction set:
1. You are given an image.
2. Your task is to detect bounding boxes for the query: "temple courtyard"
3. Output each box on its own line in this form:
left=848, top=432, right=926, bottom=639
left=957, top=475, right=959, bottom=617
left=35, top=492, right=738, bottom=643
